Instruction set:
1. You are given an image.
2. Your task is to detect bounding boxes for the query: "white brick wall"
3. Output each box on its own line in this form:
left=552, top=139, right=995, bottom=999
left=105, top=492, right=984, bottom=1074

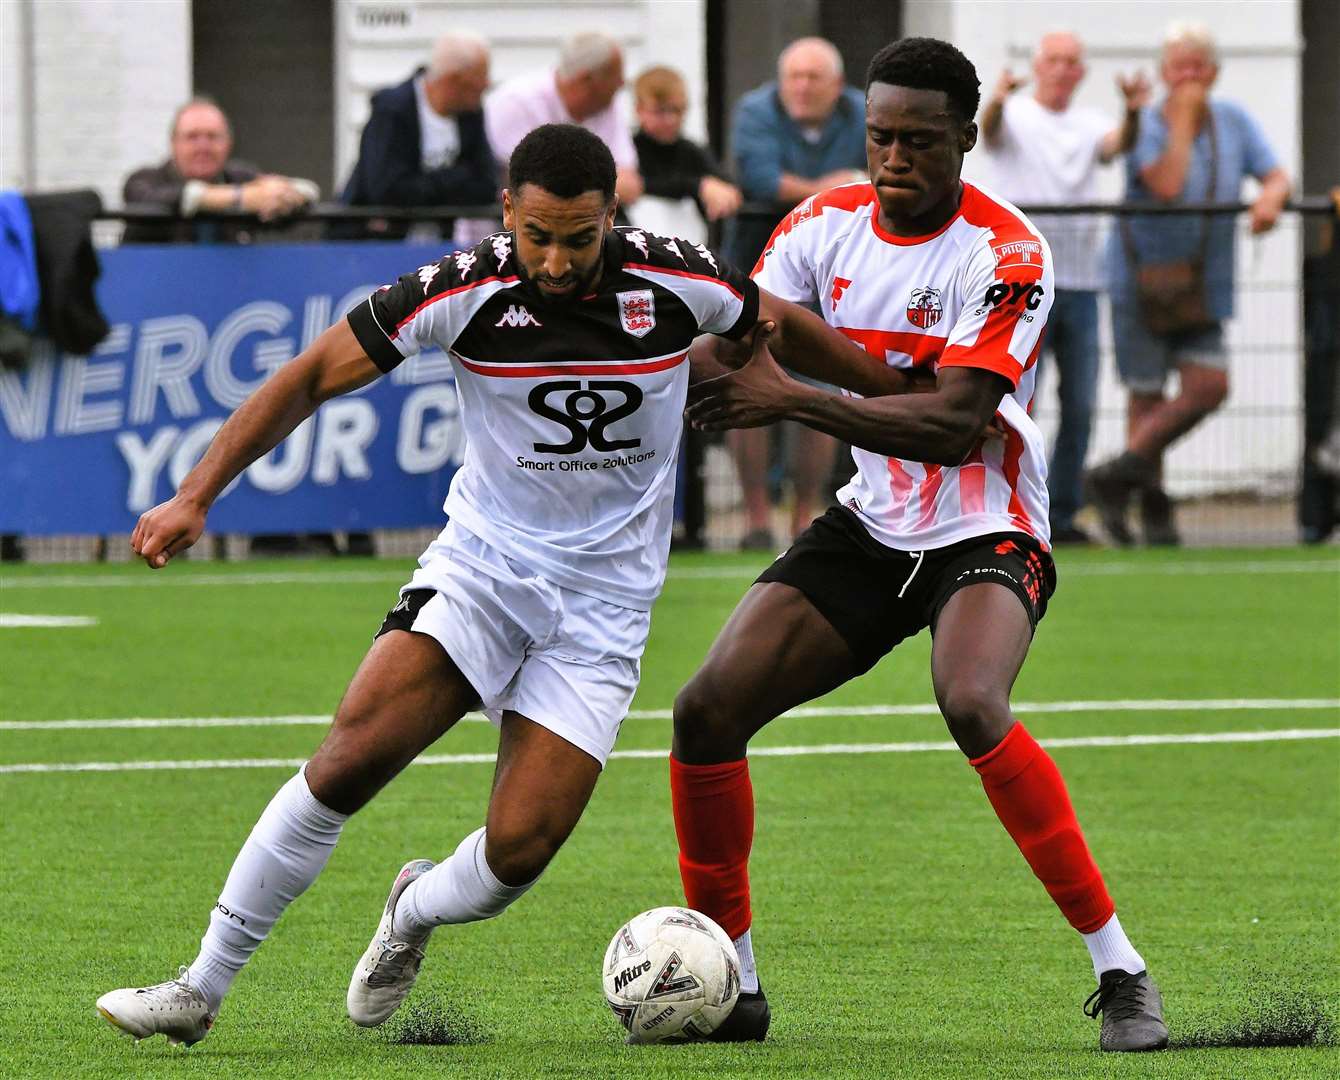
left=334, top=0, right=708, bottom=188
left=5, top=0, right=191, bottom=207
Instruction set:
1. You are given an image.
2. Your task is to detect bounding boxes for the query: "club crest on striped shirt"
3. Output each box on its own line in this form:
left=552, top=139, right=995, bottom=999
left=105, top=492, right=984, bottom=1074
left=617, top=289, right=656, bottom=338
left=906, top=286, right=943, bottom=329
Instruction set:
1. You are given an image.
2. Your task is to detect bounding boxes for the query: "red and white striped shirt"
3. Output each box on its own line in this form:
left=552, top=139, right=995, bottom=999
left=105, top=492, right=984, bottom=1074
left=753, top=181, right=1053, bottom=551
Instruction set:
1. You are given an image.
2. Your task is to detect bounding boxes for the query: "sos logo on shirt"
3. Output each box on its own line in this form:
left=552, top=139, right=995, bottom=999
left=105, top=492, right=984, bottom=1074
left=528, top=380, right=644, bottom=454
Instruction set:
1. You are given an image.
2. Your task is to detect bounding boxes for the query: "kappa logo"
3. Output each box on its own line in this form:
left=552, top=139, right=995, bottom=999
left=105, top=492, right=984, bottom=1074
left=454, top=249, right=478, bottom=275
left=626, top=230, right=650, bottom=259
left=906, top=286, right=943, bottom=329
left=617, top=289, right=656, bottom=337
left=495, top=304, right=542, bottom=328
left=692, top=243, right=718, bottom=273
left=830, top=276, right=853, bottom=312
left=417, top=263, right=440, bottom=290
left=663, top=238, right=687, bottom=264
left=491, top=233, right=513, bottom=272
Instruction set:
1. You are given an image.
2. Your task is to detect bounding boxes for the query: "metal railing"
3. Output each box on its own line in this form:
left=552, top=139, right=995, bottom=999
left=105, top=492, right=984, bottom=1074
left=7, top=199, right=1338, bottom=562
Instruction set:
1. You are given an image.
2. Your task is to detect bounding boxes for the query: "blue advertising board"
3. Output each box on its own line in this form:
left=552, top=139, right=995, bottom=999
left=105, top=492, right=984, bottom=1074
left=0, top=242, right=470, bottom=535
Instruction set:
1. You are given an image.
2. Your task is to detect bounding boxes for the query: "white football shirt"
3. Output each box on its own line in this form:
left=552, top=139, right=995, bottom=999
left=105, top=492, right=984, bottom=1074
left=349, top=228, right=757, bottom=609
left=753, top=181, right=1054, bottom=551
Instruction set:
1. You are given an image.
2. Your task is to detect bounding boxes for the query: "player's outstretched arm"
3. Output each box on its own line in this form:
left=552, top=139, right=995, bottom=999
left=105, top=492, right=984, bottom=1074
left=686, top=290, right=932, bottom=397
left=130, top=320, right=381, bottom=569
left=759, top=290, right=933, bottom=399
left=688, top=328, right=1007, bottom=467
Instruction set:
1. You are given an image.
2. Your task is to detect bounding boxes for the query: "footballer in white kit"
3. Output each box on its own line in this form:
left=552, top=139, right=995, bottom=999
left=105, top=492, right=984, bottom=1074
left=96, top=123, right=926, bottom=1049
left=671, top=39, right=1168, bottom=1053
left=349, top=196, right=757, bottom=763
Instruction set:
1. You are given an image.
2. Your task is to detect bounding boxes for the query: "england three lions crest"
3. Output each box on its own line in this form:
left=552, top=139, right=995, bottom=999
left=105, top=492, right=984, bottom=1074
left=617, top=289, right=656, bottom=338
left=907, top=286, right=943, bottom=329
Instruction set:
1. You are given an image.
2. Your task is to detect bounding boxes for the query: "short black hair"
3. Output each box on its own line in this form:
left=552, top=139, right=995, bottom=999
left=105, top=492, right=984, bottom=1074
left=865, top=37, right=981, bottom=123
left=508, top=123, right=616, bottom=201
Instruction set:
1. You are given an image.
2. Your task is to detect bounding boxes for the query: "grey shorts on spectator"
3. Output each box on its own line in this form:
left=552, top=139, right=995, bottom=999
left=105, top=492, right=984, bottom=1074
left=1112, top=306, right=1227, bottom=394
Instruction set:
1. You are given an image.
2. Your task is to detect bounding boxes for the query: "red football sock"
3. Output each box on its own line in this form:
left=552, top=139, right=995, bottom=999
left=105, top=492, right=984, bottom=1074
left=970, top=722, right=1115, bottom=933
left=669, top=756, right=754, bottom=940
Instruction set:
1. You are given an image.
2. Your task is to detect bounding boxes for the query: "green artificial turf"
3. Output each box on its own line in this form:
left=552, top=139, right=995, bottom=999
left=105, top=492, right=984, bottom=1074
left=1, top=546, right=1337, bottom=1078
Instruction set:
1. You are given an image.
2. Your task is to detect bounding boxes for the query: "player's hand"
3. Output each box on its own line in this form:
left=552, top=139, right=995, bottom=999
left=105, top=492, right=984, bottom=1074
left=686, top=322, right=799, bottom=430
left=992, top=68, right=1027, bottom=101
left=1117, top=71, right=1151, bottom=111
left=698, top=175, right=743, bottom=222
left=130, top=494, right=208, bottom=569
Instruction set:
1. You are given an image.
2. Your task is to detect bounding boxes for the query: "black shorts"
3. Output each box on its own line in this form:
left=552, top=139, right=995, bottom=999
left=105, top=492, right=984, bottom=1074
left=756, top=506, right=1057, bottom=675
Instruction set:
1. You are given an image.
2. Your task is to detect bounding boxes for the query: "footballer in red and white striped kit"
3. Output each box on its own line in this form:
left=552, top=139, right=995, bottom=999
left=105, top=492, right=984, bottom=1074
left=673, top=38, right=1168, bottom=1052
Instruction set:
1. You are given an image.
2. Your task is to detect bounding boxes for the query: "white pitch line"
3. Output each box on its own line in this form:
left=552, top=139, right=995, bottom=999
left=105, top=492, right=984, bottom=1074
left=1, top=727, right=1336, bottom=775
left=0, top=558, right=1336, bottom=591
left=0, top=614, right=98, bottom=628
left=3, top=697, right=1336, bottom=732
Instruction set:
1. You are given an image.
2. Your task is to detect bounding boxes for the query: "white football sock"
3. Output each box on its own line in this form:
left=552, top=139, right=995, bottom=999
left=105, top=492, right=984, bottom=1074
left=733, top=929, right=759, bottom=994
left=1082, top=912, right=1146, bottom=979
left=186, top=766, right=347, bottom=1011
left=394, top=827, right=535, bottom=936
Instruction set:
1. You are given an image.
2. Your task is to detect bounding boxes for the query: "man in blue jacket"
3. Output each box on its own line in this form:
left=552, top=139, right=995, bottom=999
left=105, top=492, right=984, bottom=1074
left=722, top=37, right=867, bottom=550
left=341, top=33, right=497, bottom=238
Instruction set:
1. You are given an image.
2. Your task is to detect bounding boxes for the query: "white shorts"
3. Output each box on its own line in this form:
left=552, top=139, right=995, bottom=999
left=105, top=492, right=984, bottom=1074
left=378, top=520, right=649, bottom=766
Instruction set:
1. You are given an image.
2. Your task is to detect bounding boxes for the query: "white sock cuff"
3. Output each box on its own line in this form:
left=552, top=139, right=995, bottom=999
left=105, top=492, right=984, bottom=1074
left=290, top=765, right=349, bottom=830
left=470, top=827, right=538, bottom=900
left=732, top=929, right=759, bottom=994
left=1082, top=912, right=1146, bottom=978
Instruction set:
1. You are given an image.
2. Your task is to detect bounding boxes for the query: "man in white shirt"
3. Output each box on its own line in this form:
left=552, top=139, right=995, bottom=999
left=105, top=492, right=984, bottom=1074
left=486, top=32, right=644, bottom=209
left=979, top=32, right=1149, bottom=543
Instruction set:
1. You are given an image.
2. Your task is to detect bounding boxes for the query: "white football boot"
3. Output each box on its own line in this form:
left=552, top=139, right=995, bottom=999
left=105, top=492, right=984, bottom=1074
left=347, top=858, right=436, bottom=1026
left=95, top=966, right=216, bottom=1046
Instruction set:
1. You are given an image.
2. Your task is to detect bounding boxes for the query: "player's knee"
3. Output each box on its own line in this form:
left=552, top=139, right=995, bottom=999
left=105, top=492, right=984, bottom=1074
left=485, top=820, right=564, bottom=887
left=937, top=680, right=1012, bottom=756
left=672, top=673, right=751, bottom=761
left=305, top=704, right=400, bottom=812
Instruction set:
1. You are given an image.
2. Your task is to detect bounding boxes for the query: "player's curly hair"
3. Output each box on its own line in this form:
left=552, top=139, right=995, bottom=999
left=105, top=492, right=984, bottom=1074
left=865, top=37, right=981, bottom=122
left=508, top=124, right=616, bottom=201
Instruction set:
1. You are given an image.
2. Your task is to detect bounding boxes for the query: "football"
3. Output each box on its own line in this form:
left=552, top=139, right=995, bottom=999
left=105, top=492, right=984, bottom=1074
left=602, top=906, right=741, bottom=1043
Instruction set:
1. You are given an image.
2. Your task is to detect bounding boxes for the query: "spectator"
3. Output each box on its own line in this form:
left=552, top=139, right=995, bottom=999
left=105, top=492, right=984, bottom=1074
left=123, top=97, right=317, bottom=244
left=486, top=32, right=643, bottom=208
left=724, top=37, right=865, bottom=549
left=979, top=32, right=1149, bottom=544
left=631, top=66, right=741, bottom=226
left=340, top=33, right=496, bottom=239
left=1086, top=21, right=1290, bottom=546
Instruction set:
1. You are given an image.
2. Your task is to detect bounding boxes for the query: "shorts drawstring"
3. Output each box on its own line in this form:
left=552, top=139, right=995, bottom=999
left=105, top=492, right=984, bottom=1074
left=897, top=550, right=926, bottom=599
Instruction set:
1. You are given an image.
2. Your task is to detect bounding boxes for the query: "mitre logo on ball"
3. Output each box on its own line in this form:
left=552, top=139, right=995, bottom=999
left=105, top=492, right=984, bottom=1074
left=906, top=286, right=943, bottom=329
